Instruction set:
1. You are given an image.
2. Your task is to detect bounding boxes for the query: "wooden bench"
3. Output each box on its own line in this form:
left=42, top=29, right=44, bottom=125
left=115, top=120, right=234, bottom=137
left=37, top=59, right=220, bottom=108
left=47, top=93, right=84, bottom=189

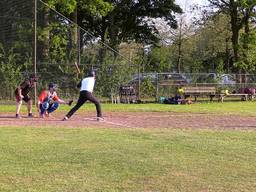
left=217, top=93, right=249, bottom=102
left=183, top=86, right=216, bottom=101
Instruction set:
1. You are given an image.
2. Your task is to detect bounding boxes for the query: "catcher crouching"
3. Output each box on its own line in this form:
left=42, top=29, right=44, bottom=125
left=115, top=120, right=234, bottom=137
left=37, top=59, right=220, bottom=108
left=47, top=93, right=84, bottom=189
left=38, top=83, right=73, bottom=118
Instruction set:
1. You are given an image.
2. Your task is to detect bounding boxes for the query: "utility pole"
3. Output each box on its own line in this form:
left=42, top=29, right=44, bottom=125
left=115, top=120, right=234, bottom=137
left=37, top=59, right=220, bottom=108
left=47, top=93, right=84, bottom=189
left=34, top=0, right=37, bottom=106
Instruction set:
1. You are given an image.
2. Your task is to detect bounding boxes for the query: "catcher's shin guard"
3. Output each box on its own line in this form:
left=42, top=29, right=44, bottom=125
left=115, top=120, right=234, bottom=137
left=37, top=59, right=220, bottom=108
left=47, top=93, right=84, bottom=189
left=47, top=102, right=59, bottom=113
left=40, top=102, right=49, bottom=115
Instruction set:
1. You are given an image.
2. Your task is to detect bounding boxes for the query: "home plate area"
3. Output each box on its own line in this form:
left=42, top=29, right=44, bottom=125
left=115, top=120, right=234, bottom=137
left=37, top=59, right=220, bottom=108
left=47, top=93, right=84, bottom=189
left=0, top=112, right=256, bottom=130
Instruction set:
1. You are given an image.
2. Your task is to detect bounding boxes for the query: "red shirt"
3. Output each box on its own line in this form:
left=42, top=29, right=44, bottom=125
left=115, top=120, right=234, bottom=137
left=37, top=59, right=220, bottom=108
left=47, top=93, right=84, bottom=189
left=38, top=90, right=59, bottom=103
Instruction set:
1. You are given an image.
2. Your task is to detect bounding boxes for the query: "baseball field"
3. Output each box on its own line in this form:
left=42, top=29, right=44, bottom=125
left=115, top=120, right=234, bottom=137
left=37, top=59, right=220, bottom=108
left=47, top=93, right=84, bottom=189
left=0, top=102, right=255, bottom=191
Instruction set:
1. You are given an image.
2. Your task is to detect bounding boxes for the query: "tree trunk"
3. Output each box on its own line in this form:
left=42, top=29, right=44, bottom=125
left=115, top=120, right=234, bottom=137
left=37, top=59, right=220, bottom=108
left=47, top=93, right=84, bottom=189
left=243, top=8, right=250, bottom=49
left=42, top=7, right=50, bottom=59
left=99, top=17, right=107, bottom=66
left=177, top=41, right=182, bottom=73
left=230, top=4, right=240, bottom=65
left=177, top=17, right=183, bottom=73
left=225, top=38, right=230, bottom=73
left=70, top=6, right=80, bottom=74
left=37, top=6, right=50, bottom=62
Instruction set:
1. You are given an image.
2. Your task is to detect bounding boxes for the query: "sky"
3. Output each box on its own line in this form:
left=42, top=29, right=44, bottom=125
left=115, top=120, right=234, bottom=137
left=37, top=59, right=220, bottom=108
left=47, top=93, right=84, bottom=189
left=174, top=0, right=210, bottom=22
left=145, top=0, right=211, bottom=44
left=175, top=0, right=209, bottom=11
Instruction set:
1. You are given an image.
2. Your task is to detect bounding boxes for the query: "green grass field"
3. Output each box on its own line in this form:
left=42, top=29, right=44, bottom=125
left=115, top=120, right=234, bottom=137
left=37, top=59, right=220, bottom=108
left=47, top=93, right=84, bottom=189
left=0, top=102, right=256, bottom=191
left=2, top=101, right=256, bottom=115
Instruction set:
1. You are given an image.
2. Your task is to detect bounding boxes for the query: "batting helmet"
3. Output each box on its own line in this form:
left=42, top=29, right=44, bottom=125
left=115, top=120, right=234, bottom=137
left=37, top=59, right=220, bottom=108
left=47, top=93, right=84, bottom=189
left=88, top=70, right=96, bottom=77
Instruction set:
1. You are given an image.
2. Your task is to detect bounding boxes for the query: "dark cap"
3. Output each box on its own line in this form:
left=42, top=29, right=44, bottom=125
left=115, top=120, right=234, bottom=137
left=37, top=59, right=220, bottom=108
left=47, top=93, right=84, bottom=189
left=88, top=70, right=96, bottom=77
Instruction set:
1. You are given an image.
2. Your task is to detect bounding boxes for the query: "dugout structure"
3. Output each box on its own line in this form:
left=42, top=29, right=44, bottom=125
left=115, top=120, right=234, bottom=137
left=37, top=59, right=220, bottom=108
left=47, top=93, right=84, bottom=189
left=119, top=85, right=137, bottom=103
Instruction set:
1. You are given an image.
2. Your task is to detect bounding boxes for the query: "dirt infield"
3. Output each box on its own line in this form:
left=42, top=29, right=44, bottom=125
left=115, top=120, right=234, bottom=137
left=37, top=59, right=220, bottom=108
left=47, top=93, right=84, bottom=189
left=0, top=111, right=256, bottom=130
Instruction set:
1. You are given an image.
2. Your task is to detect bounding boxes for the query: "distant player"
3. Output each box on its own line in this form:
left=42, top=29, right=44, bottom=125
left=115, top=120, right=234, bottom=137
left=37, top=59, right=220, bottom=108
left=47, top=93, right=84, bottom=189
left=14, top=74, right=38, bottom=118
left=62, top=70, right=103, bottom=121
left=38, top=83, right=73, bottom=118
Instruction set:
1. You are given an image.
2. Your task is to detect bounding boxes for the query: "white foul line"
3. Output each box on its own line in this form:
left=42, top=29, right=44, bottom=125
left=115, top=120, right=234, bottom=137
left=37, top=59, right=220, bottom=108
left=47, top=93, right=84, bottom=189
left=103, top=120, right=134, bottom=128
left=83, top=118, right=134, bottom=128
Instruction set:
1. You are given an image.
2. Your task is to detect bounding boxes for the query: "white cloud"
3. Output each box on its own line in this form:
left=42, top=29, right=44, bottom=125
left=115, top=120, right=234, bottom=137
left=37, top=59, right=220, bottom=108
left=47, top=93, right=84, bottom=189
left=175, top=0, right=209, bottom=21
left=175, top=0, right=209, bottom=11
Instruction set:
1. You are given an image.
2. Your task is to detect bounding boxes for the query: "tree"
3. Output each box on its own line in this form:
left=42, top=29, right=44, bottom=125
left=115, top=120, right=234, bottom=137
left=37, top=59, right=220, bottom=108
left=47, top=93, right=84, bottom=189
left=46, top=0, right=77, bottom=15
left=193, top=13, right=232, bottom=73
left=77, top=0, right=182, bottom=48
left=38, top=0, right=77, bottom=60
left=208, top=0, right=256, bottom=72
left=144, top=46, right=174, bottom=72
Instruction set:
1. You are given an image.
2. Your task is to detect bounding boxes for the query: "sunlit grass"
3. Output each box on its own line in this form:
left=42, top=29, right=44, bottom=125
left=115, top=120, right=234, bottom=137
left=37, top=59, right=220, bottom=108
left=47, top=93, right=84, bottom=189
left=2, top=101, right=256, bottom=115
left=0, top=127, right=255, bottom=192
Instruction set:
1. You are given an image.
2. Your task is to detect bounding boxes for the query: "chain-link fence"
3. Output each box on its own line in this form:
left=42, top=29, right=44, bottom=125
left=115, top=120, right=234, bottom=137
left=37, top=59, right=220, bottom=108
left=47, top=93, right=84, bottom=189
left=2, top=1, right=256, bottom=103
left=129, top=73, right=256, bottom=102
left=0, top=0, right=33, bottom=100
left=37, top=0, right=136, bottom=100
left=0, top=0, right=136, bottom=102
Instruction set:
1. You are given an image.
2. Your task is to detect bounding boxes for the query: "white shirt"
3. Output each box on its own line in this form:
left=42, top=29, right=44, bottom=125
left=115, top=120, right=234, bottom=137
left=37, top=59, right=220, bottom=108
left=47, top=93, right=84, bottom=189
left=80, top=77, right=95, bottom=92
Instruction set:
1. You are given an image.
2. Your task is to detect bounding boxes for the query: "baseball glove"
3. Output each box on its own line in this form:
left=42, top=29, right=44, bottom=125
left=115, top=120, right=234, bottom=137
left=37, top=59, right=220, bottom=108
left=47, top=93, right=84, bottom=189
left=67, top=100, right=73, bottom=106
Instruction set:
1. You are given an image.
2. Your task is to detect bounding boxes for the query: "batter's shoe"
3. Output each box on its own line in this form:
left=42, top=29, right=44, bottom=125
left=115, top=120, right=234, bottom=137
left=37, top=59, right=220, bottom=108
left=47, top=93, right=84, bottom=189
left=97, top=117, right=104, bottom=121
left=62, top=116, right=68, bottom=121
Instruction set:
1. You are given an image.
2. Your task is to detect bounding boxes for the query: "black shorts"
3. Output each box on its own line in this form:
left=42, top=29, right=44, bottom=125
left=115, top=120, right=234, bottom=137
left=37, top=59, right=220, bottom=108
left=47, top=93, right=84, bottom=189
left=15, top=94, right=31, bottom=102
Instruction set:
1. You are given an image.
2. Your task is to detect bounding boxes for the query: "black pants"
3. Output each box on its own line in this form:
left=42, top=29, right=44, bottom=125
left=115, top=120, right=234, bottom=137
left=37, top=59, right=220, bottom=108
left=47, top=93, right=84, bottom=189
left=65, top=91, right=102, bottom=119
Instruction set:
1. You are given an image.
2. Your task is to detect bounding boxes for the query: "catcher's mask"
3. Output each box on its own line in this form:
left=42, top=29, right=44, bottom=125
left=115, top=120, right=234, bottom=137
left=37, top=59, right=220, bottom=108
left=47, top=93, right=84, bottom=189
left=48, top=83, right=58, bottom=91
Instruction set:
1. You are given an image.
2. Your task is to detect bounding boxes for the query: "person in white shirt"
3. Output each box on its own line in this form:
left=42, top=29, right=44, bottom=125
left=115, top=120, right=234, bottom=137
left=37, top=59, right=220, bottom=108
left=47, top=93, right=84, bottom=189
left=62, top=70, right=103, bottom=121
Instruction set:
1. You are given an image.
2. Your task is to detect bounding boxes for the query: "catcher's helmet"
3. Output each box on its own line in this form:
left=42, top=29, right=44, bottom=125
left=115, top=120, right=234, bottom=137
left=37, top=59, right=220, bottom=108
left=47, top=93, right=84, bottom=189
left=48, top=83, right=58, bottom=90
left=88, top=70, right=96, bottom=77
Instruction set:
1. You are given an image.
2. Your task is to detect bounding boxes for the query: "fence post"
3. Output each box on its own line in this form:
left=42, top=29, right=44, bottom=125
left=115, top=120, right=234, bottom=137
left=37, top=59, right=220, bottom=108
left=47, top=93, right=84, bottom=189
left=155, top=73, right=159, bottom=102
